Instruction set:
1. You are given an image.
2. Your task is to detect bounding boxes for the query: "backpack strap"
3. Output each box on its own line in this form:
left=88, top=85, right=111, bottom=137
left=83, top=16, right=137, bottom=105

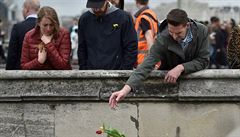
left=142, top=12, right=159, bottom=24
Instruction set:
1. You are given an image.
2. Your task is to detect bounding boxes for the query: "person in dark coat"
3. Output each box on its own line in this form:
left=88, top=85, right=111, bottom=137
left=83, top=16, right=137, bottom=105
left=6, top=0, right=40, bottom=70
left=209, top=16, right=228, bottom=69
left=78, top=0, right=137, bottom=70
left=109, top=9, right=210, bottom=108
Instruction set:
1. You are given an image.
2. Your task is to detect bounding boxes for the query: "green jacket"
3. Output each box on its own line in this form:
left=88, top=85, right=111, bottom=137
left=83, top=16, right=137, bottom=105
left=126, top=19, right=209, bottom=89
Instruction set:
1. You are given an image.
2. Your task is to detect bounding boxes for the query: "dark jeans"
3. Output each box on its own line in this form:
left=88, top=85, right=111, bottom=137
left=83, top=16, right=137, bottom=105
left=210, top=47, right=228, bottom=68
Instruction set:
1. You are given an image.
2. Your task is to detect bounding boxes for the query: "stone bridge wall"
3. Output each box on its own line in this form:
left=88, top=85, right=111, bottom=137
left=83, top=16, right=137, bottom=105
left=0, top=70, right=240, bottom=137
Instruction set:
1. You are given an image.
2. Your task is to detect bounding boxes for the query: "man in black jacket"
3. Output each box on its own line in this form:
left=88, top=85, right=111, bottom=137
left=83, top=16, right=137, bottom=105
left=78, top=0, right=137, bottom=70
left=6, top=0, right=40, bottom=70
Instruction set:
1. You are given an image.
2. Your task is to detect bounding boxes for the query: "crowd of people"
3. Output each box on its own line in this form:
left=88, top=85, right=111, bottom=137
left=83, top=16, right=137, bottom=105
left=1, top=0, right=238, bottom=71
left=207, top=17, right=237, bottom=69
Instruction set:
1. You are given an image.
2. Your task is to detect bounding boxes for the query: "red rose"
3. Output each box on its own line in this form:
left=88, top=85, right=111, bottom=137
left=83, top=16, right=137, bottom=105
left=96, top=130, right=103, bottom=134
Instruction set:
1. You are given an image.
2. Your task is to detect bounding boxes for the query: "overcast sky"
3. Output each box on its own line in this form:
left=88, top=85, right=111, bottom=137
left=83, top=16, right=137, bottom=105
left=16, top=0, right=240, bottom=17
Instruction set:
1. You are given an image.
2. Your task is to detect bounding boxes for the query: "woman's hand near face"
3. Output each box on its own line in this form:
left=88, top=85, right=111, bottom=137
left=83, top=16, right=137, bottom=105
left=41, top=35, right=53, bottom=45
left=38, top=48, right=47, bottom=64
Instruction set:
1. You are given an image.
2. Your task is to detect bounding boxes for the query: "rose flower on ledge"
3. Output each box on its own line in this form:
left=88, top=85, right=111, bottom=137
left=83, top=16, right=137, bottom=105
left=96, top=124, right=126, bottom=137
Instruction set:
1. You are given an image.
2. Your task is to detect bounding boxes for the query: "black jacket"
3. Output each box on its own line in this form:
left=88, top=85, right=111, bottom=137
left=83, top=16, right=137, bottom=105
left=6, top=17, right=36, bottom=70
left=78, top=6, right=137, bottom=70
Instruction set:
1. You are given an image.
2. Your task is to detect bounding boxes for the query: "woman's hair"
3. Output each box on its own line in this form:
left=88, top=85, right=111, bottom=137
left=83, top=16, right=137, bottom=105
left=36, top=6, right=60, bottom=35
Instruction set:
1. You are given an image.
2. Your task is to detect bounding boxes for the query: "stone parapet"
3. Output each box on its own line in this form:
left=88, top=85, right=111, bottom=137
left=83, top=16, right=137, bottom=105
left=0, top=69, right=239, bottom=102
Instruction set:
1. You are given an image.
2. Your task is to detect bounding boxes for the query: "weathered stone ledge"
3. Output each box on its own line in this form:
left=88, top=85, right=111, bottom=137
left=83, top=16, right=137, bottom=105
left=0, top=69, right=239, bottom=102
left=1, top=69, right=240, bottom=79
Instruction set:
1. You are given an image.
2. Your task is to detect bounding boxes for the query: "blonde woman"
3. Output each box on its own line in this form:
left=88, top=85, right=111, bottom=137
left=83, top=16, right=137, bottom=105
left=21, top=6, right=71, bottom=70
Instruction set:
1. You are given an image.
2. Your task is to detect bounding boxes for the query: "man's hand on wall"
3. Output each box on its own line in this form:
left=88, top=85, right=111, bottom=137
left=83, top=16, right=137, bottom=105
left=164, top=64, right=184, bottom=83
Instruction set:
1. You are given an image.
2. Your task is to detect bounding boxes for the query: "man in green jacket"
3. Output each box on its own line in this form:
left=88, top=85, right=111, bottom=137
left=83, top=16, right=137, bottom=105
left=109, top=9, right=209, bottom=108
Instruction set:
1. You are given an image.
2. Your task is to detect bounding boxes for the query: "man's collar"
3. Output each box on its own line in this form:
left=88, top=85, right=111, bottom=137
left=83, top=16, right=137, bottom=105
left=26, top=14, right=37, bottom=19
left=182, top=27, right=192, bottom=43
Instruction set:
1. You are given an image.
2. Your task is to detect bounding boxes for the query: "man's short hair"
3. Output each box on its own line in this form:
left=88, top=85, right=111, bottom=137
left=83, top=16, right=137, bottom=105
left=24, top=0, right=40, bottom=12
left=167, top=9, right=188, bottom=26
left=136, top=0, right=149, bottom=5
left=210, top=16, right=220, bottom=23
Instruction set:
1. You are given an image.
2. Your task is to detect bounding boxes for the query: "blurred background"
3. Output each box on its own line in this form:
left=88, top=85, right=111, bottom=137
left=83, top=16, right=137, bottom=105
left=1, top=0, right=240, bottom=38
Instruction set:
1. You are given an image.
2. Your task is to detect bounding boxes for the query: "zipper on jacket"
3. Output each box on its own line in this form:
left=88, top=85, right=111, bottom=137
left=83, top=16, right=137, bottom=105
left=111, top=55, right=119, bottom=69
